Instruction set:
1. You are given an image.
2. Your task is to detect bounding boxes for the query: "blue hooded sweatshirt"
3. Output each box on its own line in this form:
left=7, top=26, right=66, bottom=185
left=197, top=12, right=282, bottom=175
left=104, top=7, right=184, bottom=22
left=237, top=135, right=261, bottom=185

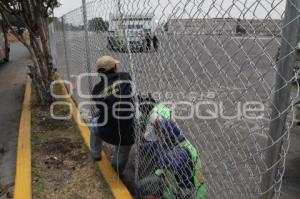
left=143, top=120, right=194, bottom=188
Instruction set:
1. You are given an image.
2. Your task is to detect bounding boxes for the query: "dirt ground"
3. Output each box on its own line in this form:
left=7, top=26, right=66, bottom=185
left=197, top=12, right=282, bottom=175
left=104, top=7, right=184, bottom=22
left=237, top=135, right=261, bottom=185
left=31, top=86, right=113, bottom=199
left=0, top=183, right=13, bottom=199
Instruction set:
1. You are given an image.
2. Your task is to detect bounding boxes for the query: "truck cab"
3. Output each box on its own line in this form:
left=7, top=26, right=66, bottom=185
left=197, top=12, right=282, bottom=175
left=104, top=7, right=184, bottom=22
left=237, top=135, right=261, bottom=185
left=107, top=13, right=155, bottom=52
left=125, top=29, right=145, bottom=51
left=107, top=27, right=145, bottom=52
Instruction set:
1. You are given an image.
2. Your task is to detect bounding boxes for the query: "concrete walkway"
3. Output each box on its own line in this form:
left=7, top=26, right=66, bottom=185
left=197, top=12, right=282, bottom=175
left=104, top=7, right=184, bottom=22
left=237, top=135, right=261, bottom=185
left=0, top=43, right=30, bottom=199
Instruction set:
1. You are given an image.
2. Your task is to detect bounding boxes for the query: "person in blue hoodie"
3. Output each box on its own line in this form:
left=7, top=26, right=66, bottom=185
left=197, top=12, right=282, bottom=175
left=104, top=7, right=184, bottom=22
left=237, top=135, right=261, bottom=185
left=137, top=119, right=207, bottom=199
left=89, top=56, right=134, bottom=176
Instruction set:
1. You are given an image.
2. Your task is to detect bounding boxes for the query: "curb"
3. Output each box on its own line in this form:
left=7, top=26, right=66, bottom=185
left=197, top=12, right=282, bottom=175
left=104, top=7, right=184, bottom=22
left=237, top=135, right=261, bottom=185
left=58, top=78, right=133, bottom=199
left=14, top=76, right=32, bottom=199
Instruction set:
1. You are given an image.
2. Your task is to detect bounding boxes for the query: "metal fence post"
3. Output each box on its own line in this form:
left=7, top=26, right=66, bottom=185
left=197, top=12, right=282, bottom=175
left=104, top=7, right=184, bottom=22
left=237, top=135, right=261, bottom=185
left=61, top=16, right=71, bottom=81
left=261, top=0, right=300, bottom=198
left=82, top=0, right=96, bottom=118
left=82, top=0, right=93, bottom=93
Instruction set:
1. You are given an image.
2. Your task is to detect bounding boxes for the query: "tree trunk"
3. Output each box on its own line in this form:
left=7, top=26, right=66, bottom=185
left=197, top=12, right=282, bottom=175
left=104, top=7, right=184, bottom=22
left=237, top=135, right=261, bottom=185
left=38, top=17, right=53, bottom=82
left=0, top=0, right=56, bottom=106
left=28, top=26, right=54, bottom=106
left=28, top=64, right=53, bottom=106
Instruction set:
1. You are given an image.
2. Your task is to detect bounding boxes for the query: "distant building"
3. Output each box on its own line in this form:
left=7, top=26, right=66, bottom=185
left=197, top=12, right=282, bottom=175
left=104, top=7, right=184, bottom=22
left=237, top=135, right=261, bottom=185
left=238, top=19, right=282, bottom=35
left=167, top=18, right=234, bottom=34
left=167, top=18, right=282, bottom=36
left=109, top=13, right=156, bottom=34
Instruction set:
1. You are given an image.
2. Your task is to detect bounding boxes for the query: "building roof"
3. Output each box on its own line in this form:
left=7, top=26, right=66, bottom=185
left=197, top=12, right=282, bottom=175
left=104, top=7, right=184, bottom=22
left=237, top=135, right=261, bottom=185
left=110, top=13, right=155, bottom=20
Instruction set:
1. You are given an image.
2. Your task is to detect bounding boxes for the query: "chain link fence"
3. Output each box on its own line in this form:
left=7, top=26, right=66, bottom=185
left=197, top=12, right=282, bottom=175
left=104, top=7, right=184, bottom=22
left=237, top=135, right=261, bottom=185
left=49, top=0, right=300, bottom=198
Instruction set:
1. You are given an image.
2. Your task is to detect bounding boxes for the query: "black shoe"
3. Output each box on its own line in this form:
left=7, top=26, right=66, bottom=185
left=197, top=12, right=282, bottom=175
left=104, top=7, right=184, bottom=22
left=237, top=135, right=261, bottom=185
left=92, top=155, right=102, bottom=161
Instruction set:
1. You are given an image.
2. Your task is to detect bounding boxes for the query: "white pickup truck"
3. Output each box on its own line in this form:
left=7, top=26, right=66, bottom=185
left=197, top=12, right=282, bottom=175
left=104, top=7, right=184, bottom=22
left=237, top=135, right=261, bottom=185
left=107, top=28, right=146, bottom=52
left=107, top=13, right=155, bottom=52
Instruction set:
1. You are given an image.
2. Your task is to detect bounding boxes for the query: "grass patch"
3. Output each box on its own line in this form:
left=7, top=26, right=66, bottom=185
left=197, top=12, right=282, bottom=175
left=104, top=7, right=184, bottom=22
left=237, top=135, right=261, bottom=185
left=31, top=84, right=113, bottom=199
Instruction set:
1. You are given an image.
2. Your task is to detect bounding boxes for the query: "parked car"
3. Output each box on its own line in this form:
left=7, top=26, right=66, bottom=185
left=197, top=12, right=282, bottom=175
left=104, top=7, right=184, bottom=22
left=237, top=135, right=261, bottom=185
left=0, top=16, right=10, bottom=62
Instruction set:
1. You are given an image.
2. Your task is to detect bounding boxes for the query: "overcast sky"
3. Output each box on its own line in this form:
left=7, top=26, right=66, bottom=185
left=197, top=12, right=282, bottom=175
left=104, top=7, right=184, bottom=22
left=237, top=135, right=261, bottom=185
left=54, top=0, right=83, bottom=17
left=54, top=0, right=285, bottom=21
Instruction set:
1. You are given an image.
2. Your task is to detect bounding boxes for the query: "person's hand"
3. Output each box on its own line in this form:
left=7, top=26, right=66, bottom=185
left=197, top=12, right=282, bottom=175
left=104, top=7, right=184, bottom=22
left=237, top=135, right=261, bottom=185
left=139, top=133, right=146, bottom=141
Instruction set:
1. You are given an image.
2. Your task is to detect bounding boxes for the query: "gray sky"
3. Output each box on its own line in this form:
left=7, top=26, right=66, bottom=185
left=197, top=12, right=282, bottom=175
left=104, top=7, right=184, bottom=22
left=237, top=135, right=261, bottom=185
left=54, top=0, right=285, bottom=20
left=54, top=0, right=83, bottom=17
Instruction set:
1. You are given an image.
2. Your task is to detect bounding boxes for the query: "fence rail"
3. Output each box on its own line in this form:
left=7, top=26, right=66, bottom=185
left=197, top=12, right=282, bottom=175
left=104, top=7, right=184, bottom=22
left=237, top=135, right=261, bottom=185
left=49, top=0, right=300, bottom=198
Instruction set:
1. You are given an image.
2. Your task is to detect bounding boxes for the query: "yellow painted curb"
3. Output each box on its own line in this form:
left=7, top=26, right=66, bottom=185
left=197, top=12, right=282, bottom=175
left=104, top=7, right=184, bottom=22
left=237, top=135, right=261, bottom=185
left=58, top=78, right=133, bottom=199
left=14, top=76, right=32, bottom=199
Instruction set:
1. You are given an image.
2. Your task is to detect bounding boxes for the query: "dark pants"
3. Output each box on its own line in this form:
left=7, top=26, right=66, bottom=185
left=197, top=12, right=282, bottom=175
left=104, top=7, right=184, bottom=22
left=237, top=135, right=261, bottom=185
left=153, top=41, right=158, bottom=51
left=89, top=117, right=132, bottom=175
left=146, top=40, right=151, bottom=50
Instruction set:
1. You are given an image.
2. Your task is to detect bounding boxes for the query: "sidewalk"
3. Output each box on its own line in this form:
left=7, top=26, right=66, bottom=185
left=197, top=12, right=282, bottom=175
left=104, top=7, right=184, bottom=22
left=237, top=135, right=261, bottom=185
left=0, top=43, right=30, bottom=199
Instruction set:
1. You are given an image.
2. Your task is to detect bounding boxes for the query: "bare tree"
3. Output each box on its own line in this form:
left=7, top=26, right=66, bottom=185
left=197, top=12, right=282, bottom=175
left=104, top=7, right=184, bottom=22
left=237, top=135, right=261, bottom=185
left=0, top=0, right=60, bottom=105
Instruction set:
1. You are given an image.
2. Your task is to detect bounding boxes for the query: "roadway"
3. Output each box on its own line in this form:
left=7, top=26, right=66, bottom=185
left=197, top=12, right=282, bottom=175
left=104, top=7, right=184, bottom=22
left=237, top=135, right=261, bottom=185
left=0, top=42, right=30, bottom=199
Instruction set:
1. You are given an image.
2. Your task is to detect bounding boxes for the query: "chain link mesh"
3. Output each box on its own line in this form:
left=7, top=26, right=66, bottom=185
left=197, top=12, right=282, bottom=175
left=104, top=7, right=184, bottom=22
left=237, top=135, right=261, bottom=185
left=49, top=0, right=300, bottom=198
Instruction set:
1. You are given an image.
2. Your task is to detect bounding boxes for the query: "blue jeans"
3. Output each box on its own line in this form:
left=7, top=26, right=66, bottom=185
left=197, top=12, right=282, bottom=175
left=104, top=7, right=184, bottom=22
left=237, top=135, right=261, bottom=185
left=89, top=117, right=132, bottom=175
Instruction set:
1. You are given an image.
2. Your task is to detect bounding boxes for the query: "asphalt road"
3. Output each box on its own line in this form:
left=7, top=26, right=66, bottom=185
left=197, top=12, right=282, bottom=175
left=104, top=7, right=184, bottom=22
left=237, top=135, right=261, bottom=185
left=0, top=42, right=30, bottom=199
left=51, top=31, right=292, bottom=198
left=280, top=124, right=300, bottom=199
